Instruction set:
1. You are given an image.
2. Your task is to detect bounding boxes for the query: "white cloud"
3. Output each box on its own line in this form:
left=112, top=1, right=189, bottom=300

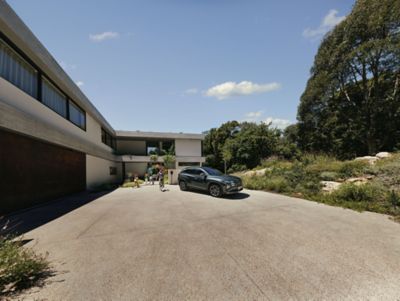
left=89, top=31, right=120, bottom=42
left=205, top=81, right=281, bottom=100
left=184, top=88, right=198, bottom=95
left=75, top=81, right=84, bottom=87
left=243, top=111, right=264, bottom=122
left=303, top=9, right=346, bottom=39
left=263, top=117, right=291, bottom=129
left=242, top=111, right=292, bottom=129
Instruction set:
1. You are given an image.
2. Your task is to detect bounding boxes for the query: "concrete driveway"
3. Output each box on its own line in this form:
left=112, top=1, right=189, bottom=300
left=13, top=185, right=400, bottom=300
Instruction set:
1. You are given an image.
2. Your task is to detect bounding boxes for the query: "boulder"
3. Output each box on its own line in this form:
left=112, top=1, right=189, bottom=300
left=321, top=181, right=342, bottom=193
left=255, top=168, right=267, bottom=176
left=243, top=171, right=256, bottom=177
left=354, top=156, right=379, bottom=165
left=375, top=152, right=391, bottom=159
left=346, top=177, right=369, bottom=186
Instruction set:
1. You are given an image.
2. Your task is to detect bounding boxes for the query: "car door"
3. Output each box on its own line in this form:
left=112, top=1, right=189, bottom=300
left=191, top=169, right=208, bottom=191
left=182, top=169, right=197, bottom=189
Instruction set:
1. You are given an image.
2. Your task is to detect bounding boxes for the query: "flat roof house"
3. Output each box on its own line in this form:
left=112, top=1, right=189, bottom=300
left=0, top=1, right=205, bottom=214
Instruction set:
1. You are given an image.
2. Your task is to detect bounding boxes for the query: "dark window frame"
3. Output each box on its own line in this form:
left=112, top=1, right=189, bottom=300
left=101, top=127, right=116, bottom=150
left=0, top=31, right=86, bottom=131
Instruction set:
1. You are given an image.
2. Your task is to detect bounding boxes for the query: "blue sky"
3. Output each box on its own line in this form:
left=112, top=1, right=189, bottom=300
left=8, top=0, right=354, bottom=133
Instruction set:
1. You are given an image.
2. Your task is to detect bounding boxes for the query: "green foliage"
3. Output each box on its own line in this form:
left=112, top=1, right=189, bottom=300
left=0, top=236, right=50, bottom=295
left=149, top=155, right=158, bottom=163
left=121, top=180, right=144, bottom=188
left=242, top=153, right=400, bottom=220
left=297, top=0, right=400, bottom=158
left=319, top=171, right=339, bottom=181
left=204, top=121, right=285, bottom=171
left=332, top=183, right=384, bottom=203
left=338, top=160, right=369, bottom=177
left=162, top=154, right=176, bottom=169
left=387, top=190, right=400, bottom=209
left=243, top=176, right=291, bottom=193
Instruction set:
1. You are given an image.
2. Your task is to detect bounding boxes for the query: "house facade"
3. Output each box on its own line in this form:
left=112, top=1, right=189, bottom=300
left=0, top=1, right=205, bottom=213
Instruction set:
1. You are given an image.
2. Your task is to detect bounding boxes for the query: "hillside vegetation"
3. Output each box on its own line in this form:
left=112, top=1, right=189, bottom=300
left=239, top=153, right=400, bottom=221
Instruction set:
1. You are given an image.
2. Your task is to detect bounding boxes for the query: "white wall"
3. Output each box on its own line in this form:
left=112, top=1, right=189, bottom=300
left=125, top=162, right=148, bottom=178
left=175, top=139, right=202, bottom=157
left=117, top=140, right=146, bottom=155
left=0, top=78, right=112, bottom=153
left=86, top=155, right=122, bottom=189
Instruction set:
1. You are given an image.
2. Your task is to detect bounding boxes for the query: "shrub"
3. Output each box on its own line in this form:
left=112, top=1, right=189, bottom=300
left=387, top=190, right=400, bottom=210
left=339, top=160, right=369, bottom=177
left=332, top=183, right=384, bottom=203
left=264, top=177, right=291, bottom=193
left=228, top=164, right=247, bottom=173
left=319, top=171, right=339, bottom=181
left=0, top=236, right=50, bottom=295
left=121, top=180, right=144, bottom=188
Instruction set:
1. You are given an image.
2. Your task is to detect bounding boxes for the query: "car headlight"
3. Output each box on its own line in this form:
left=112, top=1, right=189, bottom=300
left=225, top=181, right=236, bottom=187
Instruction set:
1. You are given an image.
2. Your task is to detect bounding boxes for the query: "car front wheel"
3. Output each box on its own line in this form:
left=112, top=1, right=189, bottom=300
left=179, top=180, right=188, bottom=191
left=209, top=184, right=222, bottom=197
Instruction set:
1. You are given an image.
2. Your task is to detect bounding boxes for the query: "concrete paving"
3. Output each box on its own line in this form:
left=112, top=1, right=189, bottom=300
left=13, top=185, right=400, bottom=300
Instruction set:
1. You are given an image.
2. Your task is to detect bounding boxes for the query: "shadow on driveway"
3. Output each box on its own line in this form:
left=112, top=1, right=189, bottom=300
left=182, top=190, right=250, bottom=200
left=1, top=190, right=115, bottom=236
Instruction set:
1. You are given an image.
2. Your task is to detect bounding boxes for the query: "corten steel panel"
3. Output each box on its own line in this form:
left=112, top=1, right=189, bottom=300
left=0, top=129, right=86, bottom=214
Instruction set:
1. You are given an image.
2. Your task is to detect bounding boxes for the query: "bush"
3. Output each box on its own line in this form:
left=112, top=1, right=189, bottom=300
left=228, top=164, right=247, bottom=173
left=0, top=236, right=50, bottom=295
left=121, top=180, right=144, bottom=188
left=319, top=171, right=339, bottom=181
left=264, top=177, right=291, bottom=193
left=242, top=176, right=291, bottom=193
left=332, top=183, right=384, bottom=203
left=339, top=160, right=369, bottom=177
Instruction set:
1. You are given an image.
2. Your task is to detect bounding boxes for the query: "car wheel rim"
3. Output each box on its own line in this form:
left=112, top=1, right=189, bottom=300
left=210, top=185, right=220, bottom=196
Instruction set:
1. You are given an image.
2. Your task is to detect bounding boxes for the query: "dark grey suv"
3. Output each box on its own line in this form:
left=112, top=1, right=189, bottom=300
left=178, top=166, right=243, bottom=197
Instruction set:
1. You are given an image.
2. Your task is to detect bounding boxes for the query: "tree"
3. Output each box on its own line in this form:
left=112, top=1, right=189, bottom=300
left=203, top=121, right=240, bottom=170
left=298, top=0, right=400, bottom=157
left=204, top=121, right=282, bottom=171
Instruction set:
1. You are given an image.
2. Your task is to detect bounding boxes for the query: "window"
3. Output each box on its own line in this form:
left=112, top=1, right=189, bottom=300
left=0, top=38, right=38, bottom=98
left=161, top=140, right=174, bottom=154
left=146, top=141, right=159, bottom=155
left=42, top=77, right=67, bottom=117
left=0, top=35, right=87, bottom=131
left=109, top=167, right=117, bottom=175
left=101, top=128, right=116, bottom=150
left=69, top=101, right=86, bottom=129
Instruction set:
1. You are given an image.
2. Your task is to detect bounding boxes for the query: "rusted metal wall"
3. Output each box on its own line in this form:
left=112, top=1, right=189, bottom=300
left=0, top=128, right=86, bottom=214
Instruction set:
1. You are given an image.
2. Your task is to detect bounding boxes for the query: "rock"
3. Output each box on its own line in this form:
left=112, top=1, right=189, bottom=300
left=321, top=181, right=342, bottom=193
left=354, top=156, right=379, bottom=165
left=376, top=152, right=391, bottom=159
left=255, top=168, right=267, bottom=176
left=243, top=168, right=268, bottom=177
left=243, top=171, right=256, bottom=177
left=346, top=177, right=369, bottom=185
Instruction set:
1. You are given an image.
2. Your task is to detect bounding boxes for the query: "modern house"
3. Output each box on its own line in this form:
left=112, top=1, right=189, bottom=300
left=0, top=1, right=205, bottom=213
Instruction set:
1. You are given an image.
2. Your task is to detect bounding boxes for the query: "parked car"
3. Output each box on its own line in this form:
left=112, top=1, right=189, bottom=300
left=178, top=166, right=243, bottom=197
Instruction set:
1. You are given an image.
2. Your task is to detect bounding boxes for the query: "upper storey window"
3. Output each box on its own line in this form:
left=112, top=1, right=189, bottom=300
left=0, top=38, right=38, bottom=98
left=42, top=77, right=67, bottom=118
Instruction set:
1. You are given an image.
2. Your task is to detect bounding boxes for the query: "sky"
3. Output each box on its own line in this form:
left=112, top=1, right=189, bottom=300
left=7, top=0, right=354, bottom=133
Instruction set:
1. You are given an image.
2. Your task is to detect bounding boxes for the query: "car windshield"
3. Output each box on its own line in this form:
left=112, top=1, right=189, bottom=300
left=202, top=167, right=223, bottom=176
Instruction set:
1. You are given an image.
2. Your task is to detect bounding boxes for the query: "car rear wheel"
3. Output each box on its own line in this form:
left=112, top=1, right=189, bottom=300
left=209, top=184, right=222, bottom=197
left=179, top=181, right=188, bottom=191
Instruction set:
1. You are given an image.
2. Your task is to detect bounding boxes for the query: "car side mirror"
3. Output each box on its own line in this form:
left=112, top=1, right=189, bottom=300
left=200, top=172, right=206, bottom=179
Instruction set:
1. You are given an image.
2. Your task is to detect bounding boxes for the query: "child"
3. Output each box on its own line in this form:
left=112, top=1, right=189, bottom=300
left=133, top=174, right=140, bottom=188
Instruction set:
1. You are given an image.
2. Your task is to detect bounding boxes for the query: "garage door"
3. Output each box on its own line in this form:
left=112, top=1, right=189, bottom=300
left=0, top=128, right=86, bottom=214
